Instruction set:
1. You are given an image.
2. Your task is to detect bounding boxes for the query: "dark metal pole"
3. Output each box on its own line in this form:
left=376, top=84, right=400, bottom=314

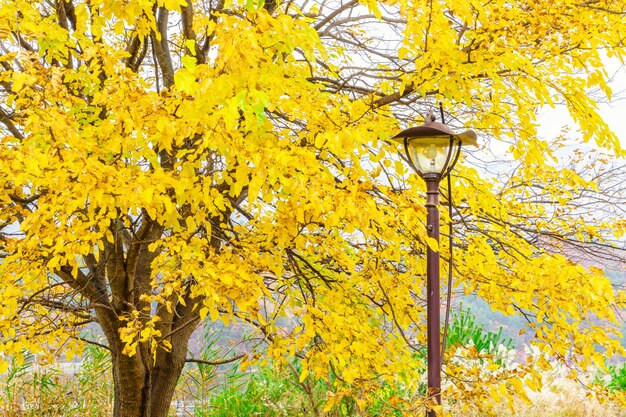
left=424, top=172, right=441, bottom=417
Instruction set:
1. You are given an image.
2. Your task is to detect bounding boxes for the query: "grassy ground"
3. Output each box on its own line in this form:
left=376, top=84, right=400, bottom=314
left=1, top=352, right=625, bottom=417
left=2, top=312, right=624, bottom=416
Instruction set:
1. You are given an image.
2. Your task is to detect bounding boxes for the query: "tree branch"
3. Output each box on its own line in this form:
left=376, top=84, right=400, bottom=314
left=151, top=7, right=175, bottom=88
left=0, top=106, right=24, bottom=139
left=185, top=353, right=246, bottom=366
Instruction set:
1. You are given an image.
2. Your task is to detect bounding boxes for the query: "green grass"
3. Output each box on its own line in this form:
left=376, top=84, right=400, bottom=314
left=608, top=364, right=626, bottom=392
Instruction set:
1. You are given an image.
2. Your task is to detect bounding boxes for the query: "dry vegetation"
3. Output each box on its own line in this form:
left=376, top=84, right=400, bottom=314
left=451, top=379, right=626, bottom=417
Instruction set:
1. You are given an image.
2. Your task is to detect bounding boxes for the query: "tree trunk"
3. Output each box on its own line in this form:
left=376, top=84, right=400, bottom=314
left=90, top=207, right=206, bottom=417
left=110, top=345, right=188, bottom=417
left=96, top=301, right=199, bottom=417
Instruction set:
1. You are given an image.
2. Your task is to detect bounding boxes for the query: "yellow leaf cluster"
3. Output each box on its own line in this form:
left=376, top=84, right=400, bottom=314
left=0, top=0, right=625, bottom=414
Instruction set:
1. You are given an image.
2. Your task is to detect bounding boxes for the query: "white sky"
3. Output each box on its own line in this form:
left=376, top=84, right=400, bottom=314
left=538, top=60, right=626, bottom=150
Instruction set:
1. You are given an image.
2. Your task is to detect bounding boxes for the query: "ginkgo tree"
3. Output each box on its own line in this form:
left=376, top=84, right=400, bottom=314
left=1, top=0, right=625, bottom=416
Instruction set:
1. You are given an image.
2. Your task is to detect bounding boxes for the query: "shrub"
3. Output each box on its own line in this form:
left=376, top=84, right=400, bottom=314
left=607, top=364, right=626, bottom=392
left=445, top=305, right=514, bottom=354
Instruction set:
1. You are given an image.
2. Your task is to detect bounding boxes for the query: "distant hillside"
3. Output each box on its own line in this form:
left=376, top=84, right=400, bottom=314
left=457, top=268, right=626, bottom=353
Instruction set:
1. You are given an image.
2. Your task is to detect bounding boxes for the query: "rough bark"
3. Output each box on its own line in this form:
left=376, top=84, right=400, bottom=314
left=109, top=351, right=185, bottom=417
left=104, top=313, right=199, bottom=417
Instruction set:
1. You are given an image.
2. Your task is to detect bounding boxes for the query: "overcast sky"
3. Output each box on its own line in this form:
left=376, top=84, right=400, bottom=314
left=539, top=60, right=626, bottom=150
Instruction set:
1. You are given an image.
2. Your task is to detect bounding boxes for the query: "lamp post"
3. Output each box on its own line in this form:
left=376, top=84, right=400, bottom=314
left=392, top=112, right=476, bottom=417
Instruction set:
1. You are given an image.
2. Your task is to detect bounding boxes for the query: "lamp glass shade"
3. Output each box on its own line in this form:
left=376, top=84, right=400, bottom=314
left=405, top=136, right=457, bottom=175
left=392, top=119, right=477, bottom=177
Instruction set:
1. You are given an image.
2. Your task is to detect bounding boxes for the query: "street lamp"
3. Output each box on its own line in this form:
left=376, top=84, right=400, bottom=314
left=392, top=111, right=476, bottom=417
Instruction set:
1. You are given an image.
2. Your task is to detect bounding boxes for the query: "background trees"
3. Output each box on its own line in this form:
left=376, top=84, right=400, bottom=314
left=0, top=0, right=625, bottom=415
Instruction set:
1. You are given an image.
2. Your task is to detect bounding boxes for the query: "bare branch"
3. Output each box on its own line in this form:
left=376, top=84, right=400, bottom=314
left=185, top=353, right=246, bottom=366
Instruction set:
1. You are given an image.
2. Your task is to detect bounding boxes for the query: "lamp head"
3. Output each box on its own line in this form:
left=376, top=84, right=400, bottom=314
left=392, top=112, right=477, bottom=178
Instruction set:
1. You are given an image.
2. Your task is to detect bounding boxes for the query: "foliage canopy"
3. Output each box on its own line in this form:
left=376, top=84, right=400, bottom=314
left=1, top=0, right=625, bottom=415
